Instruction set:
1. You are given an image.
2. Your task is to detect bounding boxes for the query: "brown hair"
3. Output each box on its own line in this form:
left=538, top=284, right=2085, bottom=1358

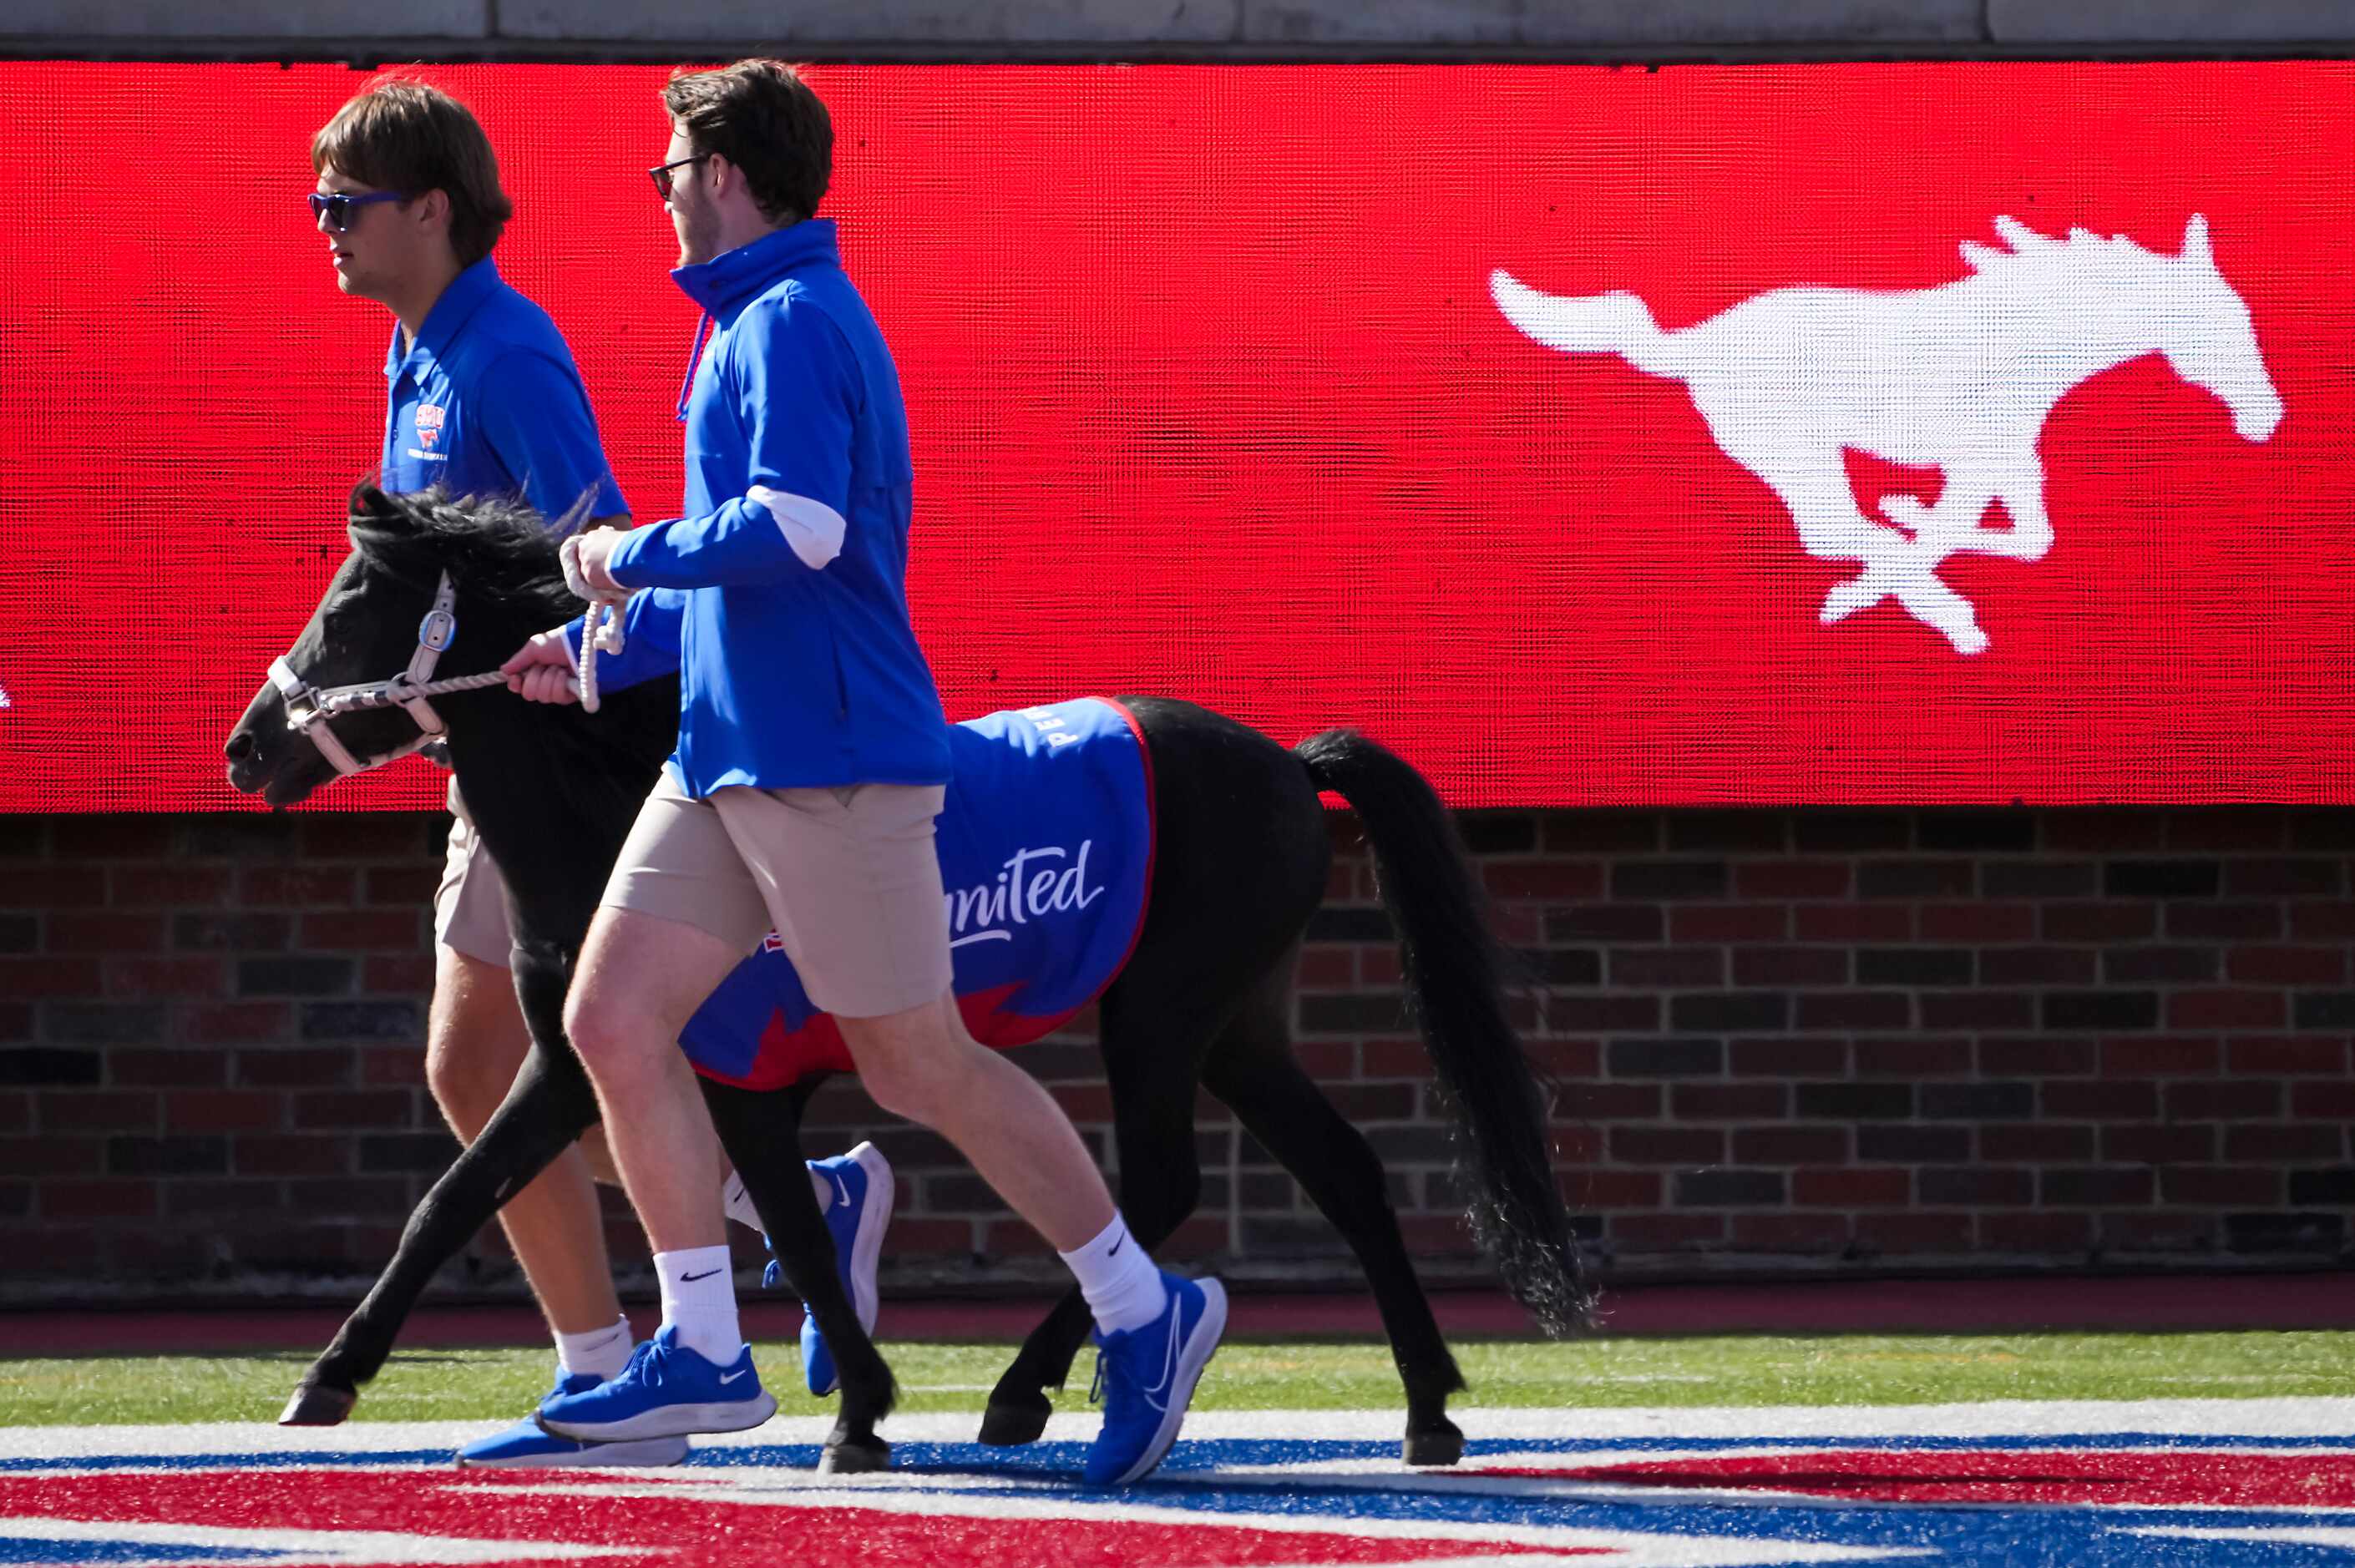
left=662, top=61, right=833, bottom=225
left=312, top=80, right=514, bottom=268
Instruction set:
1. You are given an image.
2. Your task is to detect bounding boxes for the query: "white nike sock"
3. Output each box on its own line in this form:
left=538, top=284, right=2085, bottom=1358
left=554, top=1315, right=634, bottom=1382
left=1059, top=1212, right=1167, bottom=1335
left=655, top=1246, right=742, bottom=1365
left=720, top=1167, right=836, bottom=1232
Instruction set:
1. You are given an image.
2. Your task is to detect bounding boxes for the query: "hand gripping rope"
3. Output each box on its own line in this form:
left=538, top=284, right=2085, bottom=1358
left=560, top=534, right=627, bottom=714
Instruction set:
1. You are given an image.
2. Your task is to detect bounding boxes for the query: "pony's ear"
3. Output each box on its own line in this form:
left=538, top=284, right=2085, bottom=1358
left=2182, top=213, right=2213, bottom=266
left=349, top=478, right=405, bottom=527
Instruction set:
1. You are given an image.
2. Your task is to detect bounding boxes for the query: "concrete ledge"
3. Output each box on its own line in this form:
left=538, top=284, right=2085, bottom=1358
left=1239, top=0, right=1982, bottom=46
left=0, top=0, right=488, bottom=39
left=1988, top=0, right=2355, bottom=41
left=499, top=0, right=1243, bottom=43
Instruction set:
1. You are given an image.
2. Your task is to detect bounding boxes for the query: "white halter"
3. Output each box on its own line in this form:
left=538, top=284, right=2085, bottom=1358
left=268, top=572, right=488, bottom=777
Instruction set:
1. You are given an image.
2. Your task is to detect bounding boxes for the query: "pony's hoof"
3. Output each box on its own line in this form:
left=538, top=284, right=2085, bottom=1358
left=818, top=1435, right=891, bottom=1474
left=978, top=1398, right=1051, bottom=1447
left=1403, top=1424, right=1464, bottom=1467
left=278, top=1383, right=357, bottom=1427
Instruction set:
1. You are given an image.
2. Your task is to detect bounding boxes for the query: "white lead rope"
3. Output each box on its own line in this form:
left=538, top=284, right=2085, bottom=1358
left=575, top=596, right=626, bottom=714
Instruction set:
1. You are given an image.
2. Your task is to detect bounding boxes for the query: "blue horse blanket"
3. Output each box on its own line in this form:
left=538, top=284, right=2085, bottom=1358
left=676, top=698, right=1154, bottom=1089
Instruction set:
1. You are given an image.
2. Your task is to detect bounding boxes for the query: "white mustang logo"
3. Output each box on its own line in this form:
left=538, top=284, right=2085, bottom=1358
left=1492, top=215, right=2284, bottom=655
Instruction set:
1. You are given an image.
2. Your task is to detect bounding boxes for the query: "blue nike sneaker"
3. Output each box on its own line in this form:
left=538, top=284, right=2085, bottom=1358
left=1082, top=1271, right=1228, bottom=1486
left=794, top=1141, right=894, bottom=1398
left=535, top=1326, right=775, bottom=1442
left=457, top=1372, right=689, bottom=1468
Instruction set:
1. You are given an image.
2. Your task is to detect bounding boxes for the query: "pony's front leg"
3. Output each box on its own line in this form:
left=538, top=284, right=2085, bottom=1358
left=280, top=1037, right=600, bottom=1424
left=696, top=1077, right=897, bottom=1472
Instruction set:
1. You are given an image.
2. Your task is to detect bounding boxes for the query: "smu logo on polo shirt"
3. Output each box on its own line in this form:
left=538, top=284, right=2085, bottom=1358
left=414, top=402, right=447, bottom=452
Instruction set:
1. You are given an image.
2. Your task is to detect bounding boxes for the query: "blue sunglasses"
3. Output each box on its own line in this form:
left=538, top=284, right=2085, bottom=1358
left=308, top=190, right=408, bottom=231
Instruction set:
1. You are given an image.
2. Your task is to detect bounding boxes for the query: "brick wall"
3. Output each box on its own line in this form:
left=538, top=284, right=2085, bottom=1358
left=2, top=806, right=2350, bottom=1303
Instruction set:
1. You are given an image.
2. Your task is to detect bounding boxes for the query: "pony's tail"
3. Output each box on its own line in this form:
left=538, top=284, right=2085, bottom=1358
left=1295, top=729, right=1596, bottom=1337
left=1490, top=271, right=1680, bottom=378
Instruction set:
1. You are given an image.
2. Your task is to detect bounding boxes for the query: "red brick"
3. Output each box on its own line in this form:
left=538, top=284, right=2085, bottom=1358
left=1048, top=1085, right=1114, bottom=1121
left=362, top=862, right=443, bottom=899
left=1794, top=905, right=1910, bottom=942
left=1397, top=1215, right=1482, bottom=1256
left=2228, top=946, right=2347, bottom=985
left=1979, top=1211, right=2094, bottom=1253
left=2165, top=1080, right=2282, bottom=1120
left=1794, top=1166, right=1909, bottom=1207
left=2165, top=989, right=2286, bottom=1029
left=1360, top=948, right=1401, bottom=985
left=44, top=913, right=165, bottom=953
left=0, top=958, right=100, bottom=998
left=0, top=1094, right=26, bottom=1134
left=109, top=1048, right=225, bottom=1087
left=2292, top=1080, right=2355, bottom=1120
left=1613, top=948, right=1727, bottom=988
left=239, top=867, right=357, bottom=906
left=1919, top=903, right=2035, bottom=942
left=293, top=1090, right=418, bottom=1130
left=1609, top=1127, right=1724, bottom=1165
left=1978, top=1037, right=2096, bottom=1076
left=2160, top=1165, right=2283, bottom=1205
left=1982, top=1124, right=2094, bottom=1161
left=1324, top=862, right=1356, bottom=901
left=1852, top=1211, right=1974, bottom=1252
left=5, top=877, right=104, bottom=908
left=1562, top=1082, right=1663, bottom=1120
left=236, top=1049, right=356, bottom=1089
left=41, top=1179, right=159, bottom=1222
left=2224, top=1124, right=2342, bottom=1162
left=1671, top=1083, right=1786, bottom=1120
left=2041, top=1080, right=2157, bottom=1120
left=1735, top=861, right=1851, bottom=898
left=232, top=1136, right=351, bottom=1176
left=37, top=1093, right=159, bottom=1135
left=1730, top=1039, right=1846, bottom=1077
left=50, top=820, right=176, bottom=858
left=1294, top=947, right=1354, bottom=989
left=2099, top=1038, right=2221, bottom=1076
left=1980, top=947, right=2097, bottom=985
left=1670, top=906, right=1790, bottom=942
left=1732, top=947, right=1846, bottom=986
left=302, top=818, right=429, bottom=859
left=301, top=911, right=426, bottom=951
left=1733, top=1126, right=1849, bottom=1165
left=1852, top=1036, right=1973, bottom=1076
left=185, top=1002, right=293, bottom=1046
left=2043, top=903, right=2157, bottom=941
left=165, top=1180, right=291, bottom=1219
left=1568, top=1168, right=1663, bottom=1208
left=1482, top=860, right=1603, bottom=899
left=1731, top=1212, right=1850, bottom=1251
left=2290, top=901, right=2355, bottom=940
left=2164, top=811, right=2286, bottom=852
left=2045, top=813, right=2164, bottom=852
left=2100, top=1124, right=2216, bottom=1164
left=167, top=1091, right=286, bottom=1136
left=104, top=958, right=227, bottom=999
left=1360, top=1039, right=1436, bottom=1078
left=2099, top=1211, right=2217, bottom=1252
left=1290, top=1040, right=1355, bottom=1079
left=0, top=1136, right=104, bottom=1177
left=1607, top=1213, right=1725, bottom=1248
left=109, top=867, right=231, bottom=908
left=2227, top=1036, right=2350, bottom=1075
left=1523, top=1038, right=1600, bottom=1079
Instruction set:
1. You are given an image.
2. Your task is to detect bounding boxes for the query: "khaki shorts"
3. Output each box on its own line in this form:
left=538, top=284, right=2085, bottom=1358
left=604, top=771, right=953, bottom=1020
left=433, top=779, right=515, bottom=969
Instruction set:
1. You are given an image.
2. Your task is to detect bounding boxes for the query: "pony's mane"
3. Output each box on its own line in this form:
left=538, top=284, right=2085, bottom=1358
left=349, top=485, right=585, bottom=628
left=1959, top=216, right=2173, bottom=287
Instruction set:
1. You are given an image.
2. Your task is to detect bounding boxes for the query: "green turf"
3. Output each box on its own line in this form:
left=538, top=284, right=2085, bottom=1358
left=7, top=1332, right=2353, bottom=1426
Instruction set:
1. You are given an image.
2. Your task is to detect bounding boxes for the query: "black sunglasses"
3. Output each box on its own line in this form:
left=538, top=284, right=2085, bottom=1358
left=308, top=190, right=408, bottom=232
left=649, top=154, right=712, bottom=200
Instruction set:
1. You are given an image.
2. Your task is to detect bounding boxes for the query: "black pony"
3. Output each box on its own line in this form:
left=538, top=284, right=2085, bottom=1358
left=223, top=483, right=1591, bottom=1471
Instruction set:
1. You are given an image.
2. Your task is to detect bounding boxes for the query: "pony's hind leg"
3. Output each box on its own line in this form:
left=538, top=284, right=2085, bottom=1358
left=979, top=984, right=1226, bottom=1449
left=698, top=1075, right=896, bottom=1473
left=1201, top=958, right=1467, bottom=1466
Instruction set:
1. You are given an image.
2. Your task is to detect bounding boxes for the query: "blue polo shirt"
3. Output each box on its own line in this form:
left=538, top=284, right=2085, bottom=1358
left=382, top=257, right=625, bottom=525
left=575, top=220, right=951, bottom=794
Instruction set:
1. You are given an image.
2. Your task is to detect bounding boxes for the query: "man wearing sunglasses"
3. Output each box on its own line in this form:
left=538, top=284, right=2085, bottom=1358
left=501, top=59, right=1224, bottom=1490
left=309, top=80, right=657, bottom=1469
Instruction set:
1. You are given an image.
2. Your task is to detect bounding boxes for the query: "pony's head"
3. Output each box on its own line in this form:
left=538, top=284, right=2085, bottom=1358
left=2153, top=215, right=2283, bottom=444
left=222, top=481, right=576, bottom=808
